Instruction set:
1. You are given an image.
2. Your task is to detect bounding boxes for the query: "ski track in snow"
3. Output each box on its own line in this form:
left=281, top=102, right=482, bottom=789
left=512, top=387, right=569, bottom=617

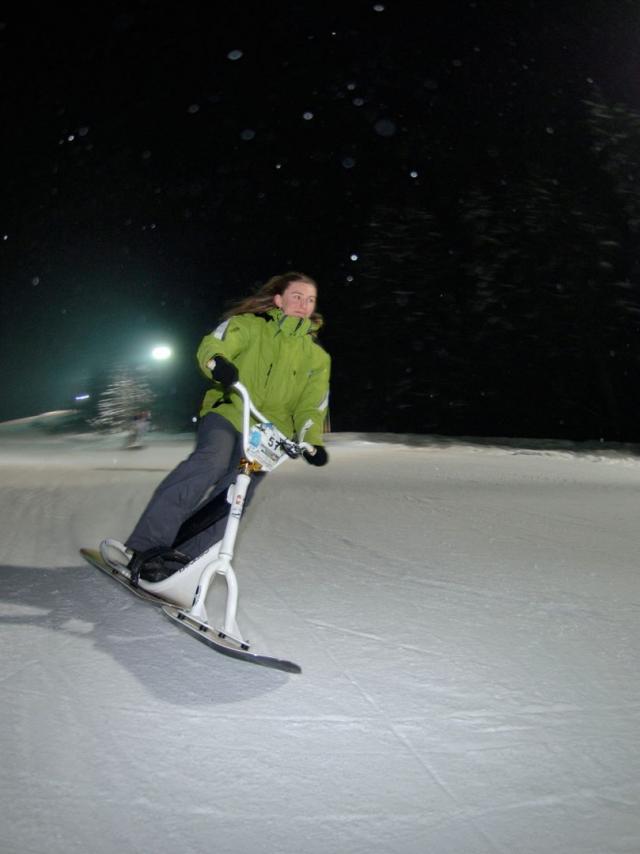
left=0, top=431, right=640, bottom=853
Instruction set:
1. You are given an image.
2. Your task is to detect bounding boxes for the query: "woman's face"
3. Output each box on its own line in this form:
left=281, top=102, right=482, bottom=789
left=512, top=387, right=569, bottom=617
left=274, top=280, right=317, bottom=318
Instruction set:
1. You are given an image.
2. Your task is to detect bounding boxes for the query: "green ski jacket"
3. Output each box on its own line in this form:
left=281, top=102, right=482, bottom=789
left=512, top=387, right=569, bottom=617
left=196, top=308, right=330, bottom=446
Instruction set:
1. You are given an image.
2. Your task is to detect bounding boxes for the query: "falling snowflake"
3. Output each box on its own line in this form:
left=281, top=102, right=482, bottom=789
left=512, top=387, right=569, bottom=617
left=227, top=49, right=243, bottom=61
left=374, top=118, right=396, bottom=137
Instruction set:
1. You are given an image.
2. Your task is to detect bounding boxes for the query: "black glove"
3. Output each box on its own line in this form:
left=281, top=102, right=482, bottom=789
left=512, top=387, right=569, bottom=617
left=302, top=445, right=329, bottom=467
left=210, top=355, right=239, bottom=388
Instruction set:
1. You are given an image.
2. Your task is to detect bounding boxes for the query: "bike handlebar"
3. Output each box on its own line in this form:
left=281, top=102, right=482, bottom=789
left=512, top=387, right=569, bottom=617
left=232, top=381, right=311, bottom=460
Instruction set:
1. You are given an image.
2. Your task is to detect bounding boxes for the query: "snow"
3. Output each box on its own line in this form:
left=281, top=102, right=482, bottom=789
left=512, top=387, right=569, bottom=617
left=1, top=426, right=640, bottom=854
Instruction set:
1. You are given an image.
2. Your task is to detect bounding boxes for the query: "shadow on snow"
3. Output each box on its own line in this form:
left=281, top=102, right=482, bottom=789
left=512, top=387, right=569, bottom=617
left=0, top=562, right=291, bottom=705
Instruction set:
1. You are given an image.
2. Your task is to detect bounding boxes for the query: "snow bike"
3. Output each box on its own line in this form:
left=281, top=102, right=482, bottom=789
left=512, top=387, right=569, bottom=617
left=81, top=381, right=312, bottom=673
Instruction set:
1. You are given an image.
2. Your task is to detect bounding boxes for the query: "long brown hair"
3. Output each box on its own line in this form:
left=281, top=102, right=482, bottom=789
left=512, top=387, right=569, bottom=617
left=223, top=271, right=323, bottom=329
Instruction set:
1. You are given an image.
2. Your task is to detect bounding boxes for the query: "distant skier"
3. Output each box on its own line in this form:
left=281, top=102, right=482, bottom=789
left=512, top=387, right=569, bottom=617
left=105, top=271, right=331, bottom=580
left=124, top=410, right=151, bottom=449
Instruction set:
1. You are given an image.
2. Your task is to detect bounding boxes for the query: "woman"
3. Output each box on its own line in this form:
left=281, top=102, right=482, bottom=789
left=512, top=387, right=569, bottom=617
left=106, top=271, right=330, bottom=580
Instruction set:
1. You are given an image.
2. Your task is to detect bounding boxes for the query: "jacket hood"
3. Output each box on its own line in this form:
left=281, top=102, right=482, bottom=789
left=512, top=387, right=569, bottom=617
left=265, top=307, right=318, bottom=336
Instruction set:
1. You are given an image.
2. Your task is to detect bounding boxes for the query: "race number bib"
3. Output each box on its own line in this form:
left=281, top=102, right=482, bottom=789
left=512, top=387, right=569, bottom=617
left=246, top=422, right=290, bottom=471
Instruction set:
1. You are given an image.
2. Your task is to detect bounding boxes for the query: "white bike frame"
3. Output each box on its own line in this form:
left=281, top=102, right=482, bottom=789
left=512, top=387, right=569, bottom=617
left=136, top=381, right=307, bottom=646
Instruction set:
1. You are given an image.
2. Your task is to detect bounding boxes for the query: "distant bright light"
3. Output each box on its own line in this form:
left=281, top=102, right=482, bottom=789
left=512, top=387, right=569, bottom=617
left=151, top=345, right=172, bottom=361
left=74, top=393, right=90, bottom=401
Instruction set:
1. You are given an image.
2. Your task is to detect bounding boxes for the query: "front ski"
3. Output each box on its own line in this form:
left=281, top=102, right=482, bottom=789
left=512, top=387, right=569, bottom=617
left=80, top=549, right=302, bottom=674
left=162, top=604, right=302, bottom=674
left=79, top=548, right=166, bottom=606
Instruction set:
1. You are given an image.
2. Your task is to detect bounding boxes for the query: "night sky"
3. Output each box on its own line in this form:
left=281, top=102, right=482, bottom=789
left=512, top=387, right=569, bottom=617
left=3, top=1, right=640, bottom=439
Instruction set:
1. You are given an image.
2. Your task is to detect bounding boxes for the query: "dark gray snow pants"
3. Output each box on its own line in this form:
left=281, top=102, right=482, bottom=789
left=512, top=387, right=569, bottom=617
left=126, top=412, right=261, bottom=559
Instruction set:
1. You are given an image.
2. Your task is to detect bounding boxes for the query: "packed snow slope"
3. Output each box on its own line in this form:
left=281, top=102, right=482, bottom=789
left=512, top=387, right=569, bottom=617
left=1, top=427, right=639, bottom=854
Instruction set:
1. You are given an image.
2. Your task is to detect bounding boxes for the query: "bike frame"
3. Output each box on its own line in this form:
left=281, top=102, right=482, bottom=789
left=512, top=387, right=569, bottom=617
left=136, top=382, right=305, bottom=646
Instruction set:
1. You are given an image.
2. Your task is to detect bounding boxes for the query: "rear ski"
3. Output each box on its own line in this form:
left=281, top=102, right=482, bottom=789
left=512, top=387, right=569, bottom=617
left=80, top=548, right=165, bottom=605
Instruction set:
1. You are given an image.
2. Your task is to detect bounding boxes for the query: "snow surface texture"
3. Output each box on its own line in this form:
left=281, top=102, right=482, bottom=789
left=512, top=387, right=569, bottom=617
left=1, top=428, right=639, bottom=854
